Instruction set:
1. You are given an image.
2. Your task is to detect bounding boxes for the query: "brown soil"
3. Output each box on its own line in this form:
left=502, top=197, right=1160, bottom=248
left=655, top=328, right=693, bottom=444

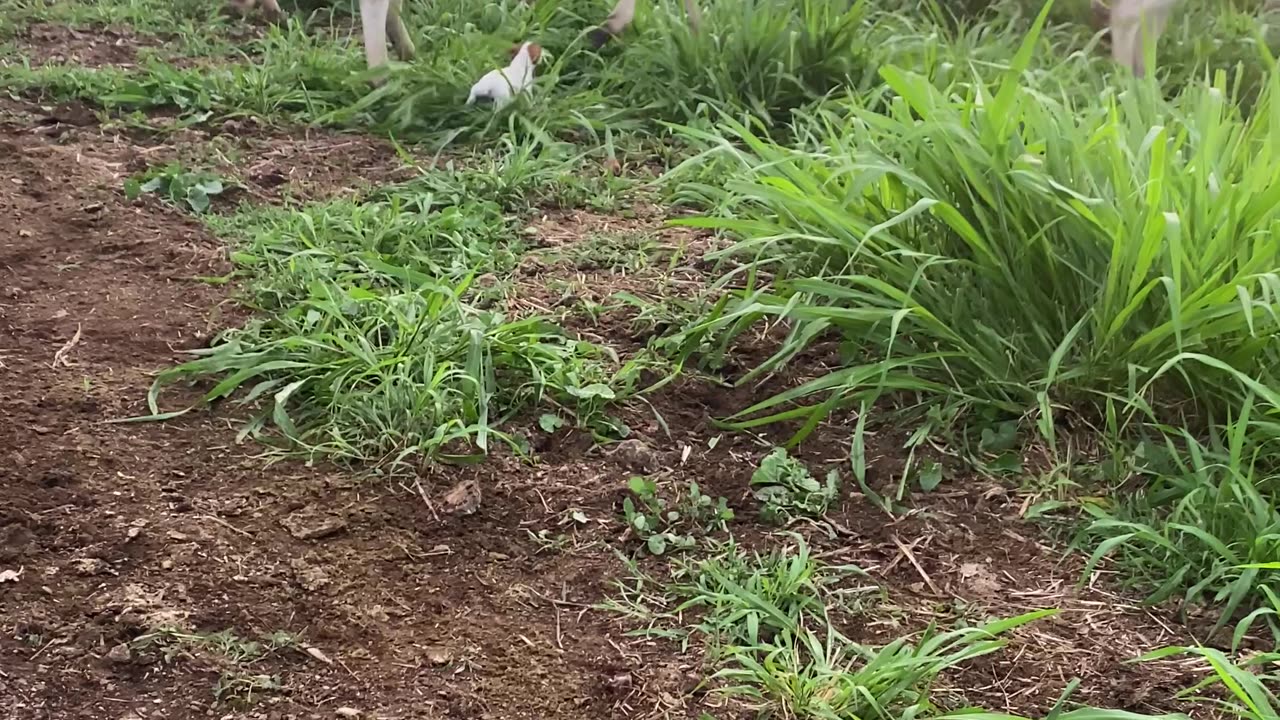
left=0, top=96, right=1214, bottom=720
left=7, top=23, right=148, bottom=68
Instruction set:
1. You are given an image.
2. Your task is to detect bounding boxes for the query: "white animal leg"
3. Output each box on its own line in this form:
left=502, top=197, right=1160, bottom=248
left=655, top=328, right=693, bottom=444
left=386, top=0, right=416, bottom=62
left=682, top=0, right=702, bottom=34
left=359, top=0, right=392, bottom=69
left=1111, top=13, right=1143, bottom=74
left=226, top=0, right=257, bottom=18
left=258, top=0, right=283, bottom=21
left=590, top=0, right=636, bottom=47
left=1109, top=0, right=1177, bottom=77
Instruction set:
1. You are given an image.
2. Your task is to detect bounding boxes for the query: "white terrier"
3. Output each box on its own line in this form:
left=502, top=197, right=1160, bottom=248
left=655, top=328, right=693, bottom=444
left=466, top=42, right=543, bottom=108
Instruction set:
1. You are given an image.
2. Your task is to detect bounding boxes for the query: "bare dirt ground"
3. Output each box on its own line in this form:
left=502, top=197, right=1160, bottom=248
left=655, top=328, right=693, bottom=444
left=0, top=81, right=1213, bottom=720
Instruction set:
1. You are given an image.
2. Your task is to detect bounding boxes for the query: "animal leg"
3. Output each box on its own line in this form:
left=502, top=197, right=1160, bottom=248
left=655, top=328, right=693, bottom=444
left=226, top=0, right=257, bottom=18
left=1110, top=14, right=1142, bottom=74
left=359, top=0, right=392, bottom=68
left=589, top=0, right=635, bottom=48
left=1109, top=0, right=1175, bottom=77
left=682, top=0, right=702, bottom=34
left=258, top=0, right=284, bottom=22
left=386, top=0, right=416, bottom=61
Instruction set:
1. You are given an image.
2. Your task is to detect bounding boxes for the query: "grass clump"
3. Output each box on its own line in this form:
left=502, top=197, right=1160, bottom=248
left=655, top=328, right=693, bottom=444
left=1078, top=400, right=1280, bottom=646
left=674, top=55, right=1280, bottom=445
left=1138, top=645, right=1280, bottom=719
left=661, top=3, right=1280, bottom=648
left=143, top=160, right=641, bottom=465
left=609, top=535, right=1058, bottom=719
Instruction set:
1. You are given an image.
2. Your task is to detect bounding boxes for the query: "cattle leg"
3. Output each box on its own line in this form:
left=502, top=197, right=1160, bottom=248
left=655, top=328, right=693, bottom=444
left=589, top=0, right=635, bottom=48
left=386, top=0, right=416, bottom=61
left=589, top=0, right=701, bottom=48
left=1109, top=0, right=1175, bottom=77
left=682, top=0, right=702, bottom=34
left=359, top=0, right=392, bottom=68
left=227, top=0, right=284, bottom=22
left=258, top=0, right=284, bottom=21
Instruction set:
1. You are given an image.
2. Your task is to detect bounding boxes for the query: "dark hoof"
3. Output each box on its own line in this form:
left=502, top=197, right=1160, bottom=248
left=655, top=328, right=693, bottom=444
left=588, top=27, right=613, bottom=49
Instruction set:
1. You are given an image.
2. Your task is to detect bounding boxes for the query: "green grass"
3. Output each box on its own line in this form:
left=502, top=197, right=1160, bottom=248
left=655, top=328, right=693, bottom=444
left=11, top=0, right=1280, bottom=709
left=1137, top=645, right=1280, bottom=719
left=606, top=535, right=1072, bottom=719
left=656, top=0, right=1280, bottom=656
left=1077, top=400, right=1280, bottom=647
left=140, top=148, right=654, bottom=464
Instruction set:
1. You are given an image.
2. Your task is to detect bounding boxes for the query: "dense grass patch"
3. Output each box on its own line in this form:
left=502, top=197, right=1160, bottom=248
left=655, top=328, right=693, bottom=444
left=660, top=5, right=1280, bottom=642
left=144, top=150, right=651, bottom=465
left=607, top=537, right=1075, bottom=719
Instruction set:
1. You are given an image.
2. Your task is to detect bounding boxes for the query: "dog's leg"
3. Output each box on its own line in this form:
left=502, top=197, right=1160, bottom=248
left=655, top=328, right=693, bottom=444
left=1110, top=12, right=1142, bottom=74
left=386, top=0, right=416, bottom=61
left=589, top=0, right=635, bottom=48
left=359, top=0, right=392, bottom=68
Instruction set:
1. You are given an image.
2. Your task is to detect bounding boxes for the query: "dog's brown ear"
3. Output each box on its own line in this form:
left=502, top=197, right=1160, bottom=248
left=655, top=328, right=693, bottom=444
left=507, top=44, right=524, bottom=60
left=526, top=43, right=543, bottom=63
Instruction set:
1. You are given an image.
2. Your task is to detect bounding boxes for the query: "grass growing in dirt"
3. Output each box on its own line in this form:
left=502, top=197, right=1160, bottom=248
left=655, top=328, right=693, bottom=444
left=11, top=0, right=1280, bottom=712
left=606, top=535, right=1074, bottom=719
left=141, top=146, right=655, bottom=464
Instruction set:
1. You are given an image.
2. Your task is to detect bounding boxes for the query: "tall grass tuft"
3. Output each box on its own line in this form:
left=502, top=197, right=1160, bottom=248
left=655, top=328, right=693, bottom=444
left=1078, top=398, right=1280, bottom=646
left=668, top=7, right=1280, bottom=447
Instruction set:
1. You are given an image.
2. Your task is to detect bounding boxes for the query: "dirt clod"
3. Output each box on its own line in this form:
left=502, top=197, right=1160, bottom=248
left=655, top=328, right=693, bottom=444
left=71, top=558, right=112, bottom=576
left=440, top=480, right=481, bottom=516
left=280, top=510, right=349, bottom=541
left=611, top=438, right=660, bottom=472
left=425, top=646, right=452, bottom=666
left=105, top=643, right=132, bottom=664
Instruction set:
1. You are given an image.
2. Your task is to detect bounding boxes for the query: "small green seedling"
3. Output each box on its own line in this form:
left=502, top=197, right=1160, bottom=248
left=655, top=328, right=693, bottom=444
left=124, top=163, right=230, bottom=213
left=750, top=448, right=840, bottom=524
left=621, top=476, right=733, bottom=555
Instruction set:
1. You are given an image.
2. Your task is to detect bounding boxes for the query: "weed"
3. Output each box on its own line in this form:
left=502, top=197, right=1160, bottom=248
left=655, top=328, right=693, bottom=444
left=125, top=163, right=231, bottom=213
left=622, top=475, right=734, bottom=555
left=750, top=448, right=840, bottom=525
left=1077, top=399, right=1280, bottom=647
left=214, top=672, right=281, bottom=705
left=132, top=157, right=644, bottom=464
left=129, top=627, right=295, bottom=704
left=130, top=627, right=293, bottom=663
left=542, top=232, right=660, bottom=273
left=607, top=535, right=1054, bottom=719
left=670, top=7, right=1280, bottom=452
